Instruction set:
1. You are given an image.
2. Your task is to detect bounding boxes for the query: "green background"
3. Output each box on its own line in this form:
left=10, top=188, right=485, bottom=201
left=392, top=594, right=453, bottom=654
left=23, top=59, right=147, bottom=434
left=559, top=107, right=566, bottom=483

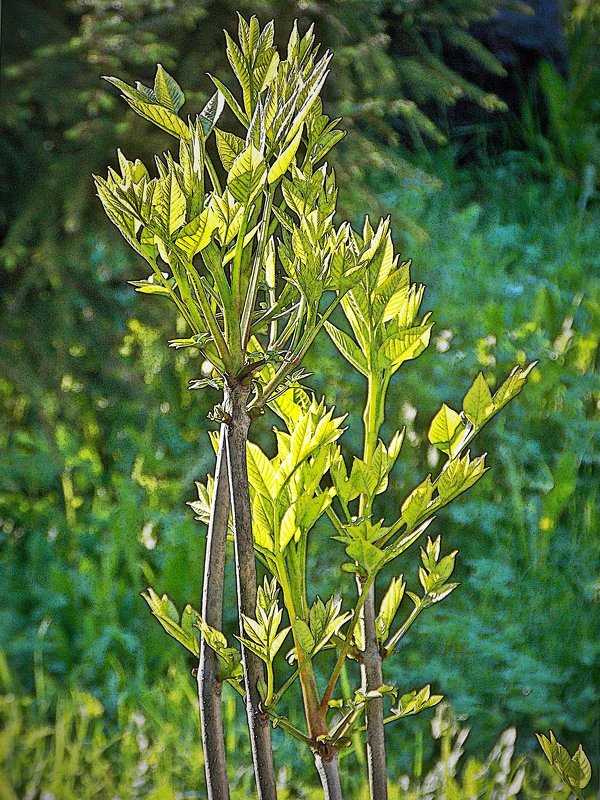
left=1, top=1, right=598, bottom=797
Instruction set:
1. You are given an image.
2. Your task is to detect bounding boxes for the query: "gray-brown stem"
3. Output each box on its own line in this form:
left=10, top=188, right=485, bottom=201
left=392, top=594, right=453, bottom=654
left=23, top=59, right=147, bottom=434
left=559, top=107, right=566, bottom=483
left=224, top=382, right=277, bottom=800
left=198, top=425, right=231, bottom=800
left=314, top=748, right=343, bottom=800
left=360, top=581, right=388, bottom=800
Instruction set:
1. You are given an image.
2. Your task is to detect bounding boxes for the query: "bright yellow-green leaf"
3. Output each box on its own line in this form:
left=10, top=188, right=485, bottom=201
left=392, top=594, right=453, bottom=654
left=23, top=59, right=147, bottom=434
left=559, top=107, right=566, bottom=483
left=154, top=64, right=185, bottom=112
left=198, top=91, right=224, bottom=136
left=141, top=588, right=199, bottom=656
left=215, top=128, right=245, bottom=171
left=570, top=745, right=592, bottom=789
left=268, top=126, right=303, bottom=184
left=428, top=404, right=465, bottom=456
left=537, top=732, right=592, bottom=796
left=175, top=206, right=217, bottom=257
left=463, top=372, right=494, bottom=427
left=252, top=494, right=275, bottom=552
left=227, top=143, right=266, bottom=204
left=103, top=75, right=147, bottom=103
left=125, top=98, right=189, bottom=139
left=493, top=362, right=537, bottom=411
left=346, top=539, right=384, bottom=574
left=222, top=223, right=261, bottom=265
left=265, top=237, right=276, bottom=290
left=376, top=576, right=405, bottom=643
left=254, top=49, right=279, bottom=93
left=289, top=410, right=310, bottom=464
left=401, top=476, right=433, bottom=530
left=381, top=324, right=432, bottom=372
left=158, top=171, right=186, bottom=235
left=436, top=453, right=487, bottom=504
left=225, top=31, right=251, bottom=107
left=209, top=74, right=248, bottom=125
left=293, top=619, right=315, bottom=656
left=279, top=505, right=298, bottom=552
left=373, top=266, right=409, bottom=322
left=247, top=442, right=279, bottom=499
left=373, top=229, right=395, bottom=287
left=284, top=57, right=331, bottom=145
left=324, top=321, right=368, bottom=375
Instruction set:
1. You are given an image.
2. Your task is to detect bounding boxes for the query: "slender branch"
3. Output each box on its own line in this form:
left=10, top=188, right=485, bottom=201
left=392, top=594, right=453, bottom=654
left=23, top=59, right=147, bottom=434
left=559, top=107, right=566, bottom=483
left=275, top=519, right=345, bottom=800
left=253, top=301, right=300, bottom=339
left=198, top=425, right=231, bottom=800
left=290, top=296, right=308, bottom=352
left=199, top=248, right=235, bottom=344
left=267, top=261, right=278, bottom=350
left=266, top=660, right=275, bottom=707
left=232, top=205, right=252, bottom=314
left=360, top=577, right=387, bottom=800
left=359, top=374, right=389, bottom=800
left=206, top=152, right=223, bottom=194
left=181, top=256, right=233, bottom=370
left=272, top=667, right=300, bottom=706
left=272, top=656, right=311, bottom=706
left=383, top=602, right=423, bottom=657
left=276, top=560, right=324, bottom=738
left=169, top=254, right=208, bottom=333
left=228, top=205, right=253, bottom=369
left=323, top=502, right=347, bottom=538
left=145, top=257, right=197, bottom=331
left=266, top=710, right=315, bottom=748
left=270, top=298, right=305, bottom=352
left=340, top=663, right=366, bottom=768
left=319, top=570, right=377, bottom=714
left=328, top=706, right=362, bottom=743
left=242, top=189, right=274, bottom=348
left=253, top=292, right=345, bottom=411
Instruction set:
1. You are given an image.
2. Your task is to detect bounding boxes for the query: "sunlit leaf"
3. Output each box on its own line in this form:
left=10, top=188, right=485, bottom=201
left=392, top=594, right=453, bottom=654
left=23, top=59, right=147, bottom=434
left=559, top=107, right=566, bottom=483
left=428, top=404, right=465, bottom=457
left=215, top=129, right=245, bottom=171
left=324, top=322, right=368, bottom=375
left=537, top=732, right=592, bottom=797
left=346, top=539, right=384, bottom=574
left=141, top=588, right=199, bottom=657
left=175, top=206, right=218, bottom=257
left=268, top=126, right=303, bottom=185
left=125, top=98, right=189, bottom=139
left=376, top=577, right=405, bottom=643
left=198, top=91, right=225, bottom=136
left=154, top=64, right=185, bottom=112
left=463, top=372, right=494, bottom=427
left=227, top=143, right=266, bottom=204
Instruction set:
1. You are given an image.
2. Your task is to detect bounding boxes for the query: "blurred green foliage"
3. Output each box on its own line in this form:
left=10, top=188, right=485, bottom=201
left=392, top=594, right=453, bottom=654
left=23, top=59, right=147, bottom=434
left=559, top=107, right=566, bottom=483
left=1, top=0, right=599, bottom=796
left=0, top=653, right=575, bottom=798
left=488, top=0, right=600, bottom=200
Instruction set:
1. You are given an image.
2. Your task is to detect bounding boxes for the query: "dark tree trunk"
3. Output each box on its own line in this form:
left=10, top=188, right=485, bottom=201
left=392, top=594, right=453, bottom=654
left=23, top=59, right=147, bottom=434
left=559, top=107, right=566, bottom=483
left=224, top=381, right=278, bottom=800
left=361, top=582, right=388, bottom=800
left=314, top=749, right=344, bottom=800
